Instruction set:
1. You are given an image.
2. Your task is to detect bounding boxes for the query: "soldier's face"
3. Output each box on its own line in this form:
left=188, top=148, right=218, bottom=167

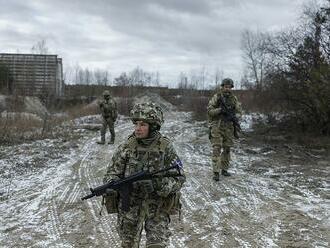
left=134, top=121, right=149, bottom=138
left=222, top=85, right=232, bottom=92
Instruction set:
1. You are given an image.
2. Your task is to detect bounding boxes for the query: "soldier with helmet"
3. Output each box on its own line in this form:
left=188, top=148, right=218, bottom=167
left=207, top=78, right=242, bottom=181
left=97, top=90, right=118, bottom=144
left=103, top=102, right=185, bottom=248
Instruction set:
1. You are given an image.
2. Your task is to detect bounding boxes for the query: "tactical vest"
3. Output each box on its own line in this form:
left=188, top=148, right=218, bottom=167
left=209, top=92, right=237, bottom=122
left=104, top=135, right=182, bottom=216
left=100, top=100, right=116, bottom=118
left=124, top=135, right=170, bottom=177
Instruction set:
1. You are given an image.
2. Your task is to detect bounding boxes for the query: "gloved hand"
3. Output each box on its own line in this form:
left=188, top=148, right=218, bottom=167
left=133, top=180, right=154, bottom=194
left=156, top=178, right=177, bottom=198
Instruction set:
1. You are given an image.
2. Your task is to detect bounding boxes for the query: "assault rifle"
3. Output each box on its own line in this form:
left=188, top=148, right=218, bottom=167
left=81, top=164, right=181, bottom=211
left=218, top=96, right=242, bottom=139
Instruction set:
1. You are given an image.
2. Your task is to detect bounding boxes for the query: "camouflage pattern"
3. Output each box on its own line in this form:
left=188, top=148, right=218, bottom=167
left=104, top=132, right=185, bottom=248
left=130, top=102, right=164, bottom=127
left=221, top=78, right=234, bottom=88
left=104, top=103, right=183, bottom=247
left=207, top=88, right=241, bottom=173
left=98, top=94, right=118, bottom=143
left=103, top=90, right=111, bottom=96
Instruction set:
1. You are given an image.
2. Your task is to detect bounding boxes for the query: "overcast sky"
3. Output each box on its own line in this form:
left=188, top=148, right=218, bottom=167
left=0, top=0, right=318, bottom=87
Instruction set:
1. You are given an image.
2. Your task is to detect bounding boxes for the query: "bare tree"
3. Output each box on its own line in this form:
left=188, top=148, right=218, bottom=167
left=31, top=39, right=49, bottom=54
left=178, top=72, right=188, bottom=89
left=102, top=70, right=111, bottom=85
left=199, top=65, right=207, bottom=90
left=84, top=68, right=92, bottom=85
left=214, top=67, right=223, bottom=87
left=63, top=65, right=74, bottom=85
left=154, top=71, right=160, bottom=86
left=241, top=29, right=268, bottom=90
left=114, top=72, right=130, bottom=86
left=261, top=1, right=330, bottom=135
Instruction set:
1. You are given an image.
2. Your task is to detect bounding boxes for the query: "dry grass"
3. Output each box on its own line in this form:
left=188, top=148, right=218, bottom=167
left=0, top=101, right=101, bottom=145
left=66, top=102, right=99, bottom=119
left=0, top=114, right=44, bottom=144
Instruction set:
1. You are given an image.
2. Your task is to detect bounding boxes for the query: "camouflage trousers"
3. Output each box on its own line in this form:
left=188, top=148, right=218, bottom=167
left=117, top=200, right=170, bottom=248
left=209, top=121, right=234, bottom=172
left=100, top=116, right=115, bottom=142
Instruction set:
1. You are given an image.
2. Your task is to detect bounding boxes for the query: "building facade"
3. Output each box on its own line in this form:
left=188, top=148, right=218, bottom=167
left=0, top=53, right=63, bottom=97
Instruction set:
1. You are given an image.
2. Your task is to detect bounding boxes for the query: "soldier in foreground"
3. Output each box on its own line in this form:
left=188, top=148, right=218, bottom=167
left=207, top=78, right=242, bottom=181
left=97, top=90, right=118, bottom=144
left=103, top=102, right=185, bottom=248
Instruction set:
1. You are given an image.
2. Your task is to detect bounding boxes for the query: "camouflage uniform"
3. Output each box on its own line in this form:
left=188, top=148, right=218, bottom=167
left=207, top=78, right=241, bottom=179
left=98, top=90, right=118, bottom=144
left=104, top=102, right=185, bottom=248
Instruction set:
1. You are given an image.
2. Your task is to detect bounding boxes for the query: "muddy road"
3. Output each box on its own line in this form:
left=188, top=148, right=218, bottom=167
left=0, top=111, right=329, bottom=247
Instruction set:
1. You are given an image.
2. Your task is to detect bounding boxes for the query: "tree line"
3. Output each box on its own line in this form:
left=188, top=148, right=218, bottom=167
left=63, top=64, right=225, bottom=90
left=241, top=1, right=330, bottom=135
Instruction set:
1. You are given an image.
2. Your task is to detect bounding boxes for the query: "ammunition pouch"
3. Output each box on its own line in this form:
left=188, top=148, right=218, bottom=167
left=163, top=192, right=182, bottom=215
left=133, top=180, right=154, bottom=194
left=103, top=190, right=119, bottom=214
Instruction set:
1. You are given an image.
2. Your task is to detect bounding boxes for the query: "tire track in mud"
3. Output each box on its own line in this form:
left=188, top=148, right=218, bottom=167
left=73, top=138, right=116, bottom=246
left=6, top=112, right=326, bottom=247
left=166, top=113, right=284, bottom=247
left=82, top=158, right=116, bottom=243
left=46, top=197, right=64, bottom=242
left=43, top=138, right=95, bottom=247
left=75, top=122, right=132, bottom=247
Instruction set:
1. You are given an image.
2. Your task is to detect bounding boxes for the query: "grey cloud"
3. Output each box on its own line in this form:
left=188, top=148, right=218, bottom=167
left=0, top=0, right=309, bottom=84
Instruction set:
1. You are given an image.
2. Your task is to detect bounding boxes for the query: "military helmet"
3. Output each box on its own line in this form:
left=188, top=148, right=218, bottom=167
left=221, top=78, right=234, bottom=88
left=103, top=90, right=110, bottom=96
left=130, top=102, right=164, bottom=127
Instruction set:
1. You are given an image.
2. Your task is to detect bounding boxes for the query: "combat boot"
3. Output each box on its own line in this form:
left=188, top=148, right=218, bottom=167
left=97, top=140, right=105, bottom=145
left=221, top=170, right=231, bottom=177
left=213, top=172, right=220, bottom=181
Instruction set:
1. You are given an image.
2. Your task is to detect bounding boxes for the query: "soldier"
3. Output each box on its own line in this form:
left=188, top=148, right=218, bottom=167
left=103, top=102, right=185, bottom=248
left=97, top=90, right=118, bottom=144
left=207, top=78, right=242, bottom=181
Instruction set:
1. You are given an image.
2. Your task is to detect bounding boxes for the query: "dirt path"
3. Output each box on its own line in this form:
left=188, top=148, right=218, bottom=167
left=0, top=112, right=329, bottom=247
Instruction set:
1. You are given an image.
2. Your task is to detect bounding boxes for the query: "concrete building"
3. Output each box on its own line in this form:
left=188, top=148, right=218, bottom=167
left=0, top=53, right=64, bottom=97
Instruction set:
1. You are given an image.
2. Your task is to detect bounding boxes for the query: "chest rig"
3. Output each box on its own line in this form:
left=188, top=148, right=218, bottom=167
left=101, top=100, right=115, bottom=117
left=218, top=93, right=235, bottom=111
left=124, top=135, right=170, bottom=177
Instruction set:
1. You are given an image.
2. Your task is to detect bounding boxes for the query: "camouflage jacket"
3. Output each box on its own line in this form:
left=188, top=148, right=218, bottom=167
left=207, top=90, right=242, bottom=124
left=99, top=98, right=118, bottom=120
left=103, top=133, right=185, bottom=200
